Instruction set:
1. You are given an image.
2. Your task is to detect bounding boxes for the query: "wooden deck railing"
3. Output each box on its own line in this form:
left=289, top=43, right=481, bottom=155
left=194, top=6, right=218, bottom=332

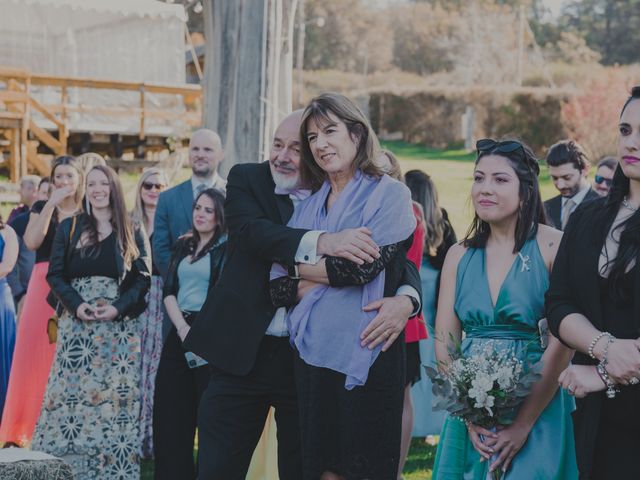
left=0, top=66, right=202, bottom=181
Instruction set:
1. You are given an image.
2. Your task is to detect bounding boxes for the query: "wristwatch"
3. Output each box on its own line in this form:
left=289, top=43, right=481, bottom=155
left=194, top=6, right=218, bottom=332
left=288, top=263, right=301, bottom=280
left=406, top=295, right=420, bottom=315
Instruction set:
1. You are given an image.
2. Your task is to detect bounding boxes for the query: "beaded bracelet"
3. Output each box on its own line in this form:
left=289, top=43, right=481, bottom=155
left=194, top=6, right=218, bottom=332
left=588, top=331, right=611, bottom=360
left=600, top=334, right=616, bottom=366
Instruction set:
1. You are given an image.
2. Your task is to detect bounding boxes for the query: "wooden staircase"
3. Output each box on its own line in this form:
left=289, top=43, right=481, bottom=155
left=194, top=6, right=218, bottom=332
left=0, top=68, right=66, bottom=181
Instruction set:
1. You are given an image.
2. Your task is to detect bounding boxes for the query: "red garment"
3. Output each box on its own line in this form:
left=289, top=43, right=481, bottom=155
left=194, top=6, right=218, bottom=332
left=405, top=203, right=427, bottom=343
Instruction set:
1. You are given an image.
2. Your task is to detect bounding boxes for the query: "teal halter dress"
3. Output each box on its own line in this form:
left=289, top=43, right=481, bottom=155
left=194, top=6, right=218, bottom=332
left=432, top=238, right=578, bottom=479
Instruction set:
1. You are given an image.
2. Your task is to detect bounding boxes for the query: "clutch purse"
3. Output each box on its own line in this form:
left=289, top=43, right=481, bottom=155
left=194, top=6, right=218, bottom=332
left=47, top=316, right=58, bottom=344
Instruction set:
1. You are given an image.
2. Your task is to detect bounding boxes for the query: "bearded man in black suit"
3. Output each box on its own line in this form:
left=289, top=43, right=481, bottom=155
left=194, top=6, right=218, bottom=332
left=544, top=139, right=600, bottom=230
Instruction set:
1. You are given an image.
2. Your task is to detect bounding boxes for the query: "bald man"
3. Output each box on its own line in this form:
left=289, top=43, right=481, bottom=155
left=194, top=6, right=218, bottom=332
left=153, top=128, right=226, bottom=280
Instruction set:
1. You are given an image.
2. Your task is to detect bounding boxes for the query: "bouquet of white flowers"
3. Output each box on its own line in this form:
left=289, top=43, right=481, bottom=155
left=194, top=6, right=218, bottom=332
left=426, top=340, right=542, bottom=479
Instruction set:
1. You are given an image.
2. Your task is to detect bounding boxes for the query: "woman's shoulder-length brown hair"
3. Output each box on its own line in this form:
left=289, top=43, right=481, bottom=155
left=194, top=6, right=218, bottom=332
left=299, top=92, right=384, bottom=191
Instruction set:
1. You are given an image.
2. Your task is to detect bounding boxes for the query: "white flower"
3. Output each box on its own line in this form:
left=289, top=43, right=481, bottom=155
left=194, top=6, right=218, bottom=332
left=494, top=366, right=514, bottom=389
left=468, top=374, right=493, bottom=401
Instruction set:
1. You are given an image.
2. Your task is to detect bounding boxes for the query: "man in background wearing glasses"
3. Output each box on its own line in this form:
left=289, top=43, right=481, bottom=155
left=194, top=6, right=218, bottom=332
left=593, top=156, right=617, bottom=197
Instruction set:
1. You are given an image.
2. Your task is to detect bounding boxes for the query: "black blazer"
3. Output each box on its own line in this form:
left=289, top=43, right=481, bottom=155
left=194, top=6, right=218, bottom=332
left=184, top=162, right=422, bottom=375
left=543, top=187, right=599, bottom=230
left=46, top=213, right=152, bottom=320
left=545, top=197, right=640, bottom=477
left=163, top=235, right=227, bottom=300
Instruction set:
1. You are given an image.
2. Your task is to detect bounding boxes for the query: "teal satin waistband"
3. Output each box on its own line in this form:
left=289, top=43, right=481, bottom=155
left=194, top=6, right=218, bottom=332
left=465, top=324, right=539, bottom=341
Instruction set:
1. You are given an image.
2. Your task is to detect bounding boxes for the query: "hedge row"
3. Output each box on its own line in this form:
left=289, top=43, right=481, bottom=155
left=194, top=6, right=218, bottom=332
left=369, top=89, right=568, bottom=153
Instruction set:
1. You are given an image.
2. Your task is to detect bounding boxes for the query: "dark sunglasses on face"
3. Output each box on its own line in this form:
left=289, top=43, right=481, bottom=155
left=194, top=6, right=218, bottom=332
left=142, top=182, right=166, bottom=191
left=594, top=175, right=612, bottom=187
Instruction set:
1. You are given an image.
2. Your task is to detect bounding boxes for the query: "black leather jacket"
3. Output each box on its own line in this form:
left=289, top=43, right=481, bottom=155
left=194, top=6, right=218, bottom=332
left=46, top=213, right=151, bottom=320
left=163, top=234, right=227, bottom=300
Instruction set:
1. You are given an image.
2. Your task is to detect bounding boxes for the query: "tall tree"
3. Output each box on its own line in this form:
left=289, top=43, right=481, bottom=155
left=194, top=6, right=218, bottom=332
left=560, top=0, right=640, bottom=65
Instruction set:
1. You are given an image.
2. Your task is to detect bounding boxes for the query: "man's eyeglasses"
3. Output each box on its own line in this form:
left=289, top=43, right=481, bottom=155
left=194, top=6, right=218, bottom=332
left=142, top=182, right=166, bottom=191
left=594, top=175, right=612, bottom=187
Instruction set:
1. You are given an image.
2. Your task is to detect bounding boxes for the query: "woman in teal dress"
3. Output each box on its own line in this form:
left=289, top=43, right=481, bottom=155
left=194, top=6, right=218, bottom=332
left=432, top=139, right=578, bottom=479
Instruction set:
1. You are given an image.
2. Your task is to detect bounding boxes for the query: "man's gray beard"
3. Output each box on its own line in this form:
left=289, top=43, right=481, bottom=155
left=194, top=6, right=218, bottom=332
left=272, top=171, right=300, bottom=191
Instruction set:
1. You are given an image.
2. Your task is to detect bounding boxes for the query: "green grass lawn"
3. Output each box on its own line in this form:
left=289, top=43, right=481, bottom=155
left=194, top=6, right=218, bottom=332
left=139, top=438, right=437, bottom=479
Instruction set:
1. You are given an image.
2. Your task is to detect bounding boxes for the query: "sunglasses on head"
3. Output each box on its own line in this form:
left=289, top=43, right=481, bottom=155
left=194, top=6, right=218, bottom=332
left=142, top=182, right=166, bottom=191
left=476, top=138, right=540, bottom=175
left=476, top=138, right=526, bottom=159
left=594, top=175, right=612, bottom=186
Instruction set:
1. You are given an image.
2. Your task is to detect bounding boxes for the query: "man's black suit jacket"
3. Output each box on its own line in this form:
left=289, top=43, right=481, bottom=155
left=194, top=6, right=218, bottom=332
left=543, top=187, right=599, bottom=230
left=184, top=161, right=421, bottom=376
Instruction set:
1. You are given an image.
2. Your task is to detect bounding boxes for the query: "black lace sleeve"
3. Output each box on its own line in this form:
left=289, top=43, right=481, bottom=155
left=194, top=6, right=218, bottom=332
left=270, top=276, right=300, bottom=308
left=325, top=243, right=401, bottom=287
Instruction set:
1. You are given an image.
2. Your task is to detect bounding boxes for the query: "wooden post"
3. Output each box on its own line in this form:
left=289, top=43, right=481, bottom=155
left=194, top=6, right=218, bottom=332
left=20, top=76, right=31, bottom=177
left=60, top=84, right=68, bottom=150
left=8, top=129, right=19, bottom=182
left=203, top=0, right=298, bottom=175
left=139, top=86, right=146, bottom=141
left=185, top=24, right=204, bottom=82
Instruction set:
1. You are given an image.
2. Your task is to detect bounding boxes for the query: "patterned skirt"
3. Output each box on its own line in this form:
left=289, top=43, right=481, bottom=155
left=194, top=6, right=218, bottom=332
left=137, top=275, right=163, bottom=458
left=32, top=276, right=141, bottom=480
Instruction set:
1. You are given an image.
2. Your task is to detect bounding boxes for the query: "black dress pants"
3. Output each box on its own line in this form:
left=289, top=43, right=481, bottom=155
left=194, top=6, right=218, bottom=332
left=153, top=321, right=211, bottom=480
left=197, top=335, right=302, bottom=480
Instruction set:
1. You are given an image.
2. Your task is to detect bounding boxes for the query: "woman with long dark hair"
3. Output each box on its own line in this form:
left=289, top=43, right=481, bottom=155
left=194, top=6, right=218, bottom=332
left=0, top=155, right=83, bottom=446
left=0, top=215, right=18, bottom=418
left=548, top=86, right=640, bottom=479
left=432, top=139, right=577, bottom=479
left=404, top=169, right=456, bottom=440
left=32, top=165, right=150, bottom=479
left=153, top=188, right=227, bottom=480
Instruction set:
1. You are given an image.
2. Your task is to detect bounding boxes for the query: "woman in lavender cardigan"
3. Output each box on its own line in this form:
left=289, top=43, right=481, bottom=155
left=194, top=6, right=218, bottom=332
left=270, top=93, right=417, bottom=480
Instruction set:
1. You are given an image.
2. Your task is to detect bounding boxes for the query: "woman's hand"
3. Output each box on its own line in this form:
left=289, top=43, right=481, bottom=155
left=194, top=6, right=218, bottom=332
left=47, top=185, right=75, bottom=207
left=597, top=338, right=640, bottom=384
left=558, top=365, right=605, bottom=398
left=360, top=295, right=413, bottom=351
left=488, top=422, right=531, bottom=474
left=93, top=304, right=119, bottom=322
left=177, top=324, right=191, bottom=342
left=466, top=423, right=497, bottom=461
left=76, top=302, right=96, bottom=321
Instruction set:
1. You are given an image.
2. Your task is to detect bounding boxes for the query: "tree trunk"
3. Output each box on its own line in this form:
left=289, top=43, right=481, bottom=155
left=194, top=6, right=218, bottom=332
left=203, top=0, right=298, bottom=176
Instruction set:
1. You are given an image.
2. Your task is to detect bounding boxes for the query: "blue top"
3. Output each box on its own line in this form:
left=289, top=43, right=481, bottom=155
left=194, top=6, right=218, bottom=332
left=177, top=252, right=210, bottom=312
left=456, top=236, right=548, bottom=344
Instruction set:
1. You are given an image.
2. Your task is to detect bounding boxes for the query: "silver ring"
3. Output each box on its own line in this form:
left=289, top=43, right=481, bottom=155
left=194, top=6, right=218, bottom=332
left=630, top=377, right=640, bottom=385
left=567, top=385, right=575, bottom=394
